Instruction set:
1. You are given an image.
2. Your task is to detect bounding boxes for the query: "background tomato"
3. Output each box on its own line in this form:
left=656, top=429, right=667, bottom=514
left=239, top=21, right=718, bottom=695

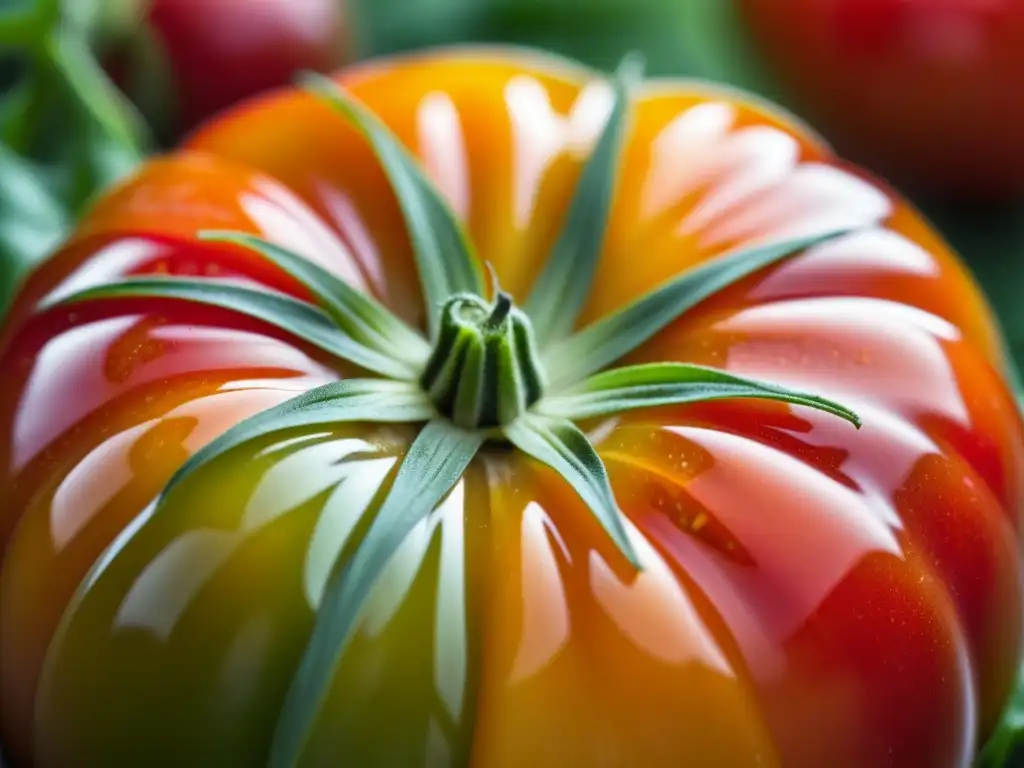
left=106, top=0, right=350, bottom=139
left=1, top=48, right=1022, bottom=766
left=737, top=0, right=1024, bottom=200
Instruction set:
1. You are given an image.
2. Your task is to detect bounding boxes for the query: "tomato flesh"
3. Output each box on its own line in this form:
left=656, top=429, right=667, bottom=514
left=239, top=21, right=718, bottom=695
left=1, top=48, right=1022, bottom=766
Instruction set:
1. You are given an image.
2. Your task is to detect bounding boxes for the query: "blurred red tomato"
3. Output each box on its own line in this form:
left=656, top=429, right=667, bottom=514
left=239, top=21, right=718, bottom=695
left=738, top=0, right=1024, bottom=199
left=109, top=0, right=349, bottom=137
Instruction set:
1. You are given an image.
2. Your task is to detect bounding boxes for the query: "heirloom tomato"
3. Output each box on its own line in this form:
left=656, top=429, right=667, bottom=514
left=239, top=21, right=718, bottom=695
left=738, top=0, right=1024, bottom=199
left=1, top=46, right=1023, bottom=768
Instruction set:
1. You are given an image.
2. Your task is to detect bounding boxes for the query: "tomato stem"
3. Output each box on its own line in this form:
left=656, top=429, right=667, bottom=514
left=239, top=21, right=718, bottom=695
left=484, top=290, right=513, bottom=329
left=420, top=292, right=546, bottom=429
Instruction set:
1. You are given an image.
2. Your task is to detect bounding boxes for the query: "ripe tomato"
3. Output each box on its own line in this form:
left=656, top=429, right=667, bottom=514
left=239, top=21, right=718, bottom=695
left=738, top=0, right=1024, bottom=199
left=108, top=0, right=349, bottom=136
left=1, top=47, right=1022, bottom=767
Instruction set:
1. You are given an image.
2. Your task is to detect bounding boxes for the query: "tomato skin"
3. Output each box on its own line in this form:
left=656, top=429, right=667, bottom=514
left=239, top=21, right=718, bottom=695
left=738, top=0, right=1024, bottom=199
left=1, top=47, right=1023, bottom=766
left=112, top=0, right=348, bottom=136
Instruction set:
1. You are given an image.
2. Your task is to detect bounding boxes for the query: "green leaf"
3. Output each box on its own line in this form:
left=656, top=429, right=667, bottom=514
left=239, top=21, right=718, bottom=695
left=199, top=231, right=431, bottom=365
left=0, top=142, right=68, bottom=324
left=300, top=71, right=483, bottom=339
left=65, top=110, right=139, bottom=213
left=159, top=378, right=435, bottom=502
left=504, top=412, right=639, bottom=568
left=543, top=229, right=848, bottom=388
left=44, top=26, right=146, bottom=156
left=35, top=0, right=62, bottom=29
left=269, top=418, right=484, bottom=768
left=0, top=72, right=39, bottom=154
left=44, top=276, right=419, bottom=380
left=541, top=362, right=860, bottom=427
left=0, top=6, right=35, bottom=46
left=524, top=56, right=638, bottom=346
left=977, top=663, right=1024, bottom=767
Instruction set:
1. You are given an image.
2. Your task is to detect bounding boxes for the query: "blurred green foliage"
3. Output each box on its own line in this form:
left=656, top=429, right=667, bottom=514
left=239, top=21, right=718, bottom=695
left=353, top=0, right=751, bottom=80
left=353, top=0, right=785, bottom=87
left=928, top=203, right=1024, bottom=376
left=0, top=0, right=145, bottom=324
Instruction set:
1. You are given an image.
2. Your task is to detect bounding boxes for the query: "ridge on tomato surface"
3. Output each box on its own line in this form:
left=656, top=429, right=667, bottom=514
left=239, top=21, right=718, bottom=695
left=0, top=45, right=1022, bottom=767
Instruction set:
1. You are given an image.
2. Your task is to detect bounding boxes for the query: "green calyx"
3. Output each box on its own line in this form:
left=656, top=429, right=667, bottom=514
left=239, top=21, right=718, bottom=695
left=421, top=290, right=545, bottom=429
left=48, top=56, right=871, bottom=768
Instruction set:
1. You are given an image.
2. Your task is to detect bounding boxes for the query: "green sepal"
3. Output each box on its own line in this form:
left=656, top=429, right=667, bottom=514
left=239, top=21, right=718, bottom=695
left=199, top=231, right=431, bottom=366
left=541, top=362, right=860, bottom=427
left=60, top=377, right=434, bottom=622
left=524, top=55, right=639, bottom=346
left=977, top=663, right=1024, bottom=767
left=155, top=378, right=434, bottom=503
left=543, top=229, right=849, bottom=388
left=504, top=412, right=640, bottom=568
left=34, top=378, right=439, bottom=761
left=269, top=418, right=484, bottom=768
left=300, top=71, right=484, bottom=339
left=42, top=276, right=418, bottom=380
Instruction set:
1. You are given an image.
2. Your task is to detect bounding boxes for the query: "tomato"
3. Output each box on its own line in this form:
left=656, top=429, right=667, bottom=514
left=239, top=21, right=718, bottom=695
left=107, top=0, right=349, bottom=137
left=737, top=0, right=1024, bottom=199
left=1, top=46, right=1022, bottom=767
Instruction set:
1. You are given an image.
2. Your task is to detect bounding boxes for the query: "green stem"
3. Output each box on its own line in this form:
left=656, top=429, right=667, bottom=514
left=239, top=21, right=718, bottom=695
left=484, top=291, right=513, bottom=329
left=420, top=292, right=546, bottom=429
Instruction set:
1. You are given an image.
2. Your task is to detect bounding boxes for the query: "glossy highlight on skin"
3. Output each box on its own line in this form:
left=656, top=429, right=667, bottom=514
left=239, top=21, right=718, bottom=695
left=0, top=46, right=1022, bottom=767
